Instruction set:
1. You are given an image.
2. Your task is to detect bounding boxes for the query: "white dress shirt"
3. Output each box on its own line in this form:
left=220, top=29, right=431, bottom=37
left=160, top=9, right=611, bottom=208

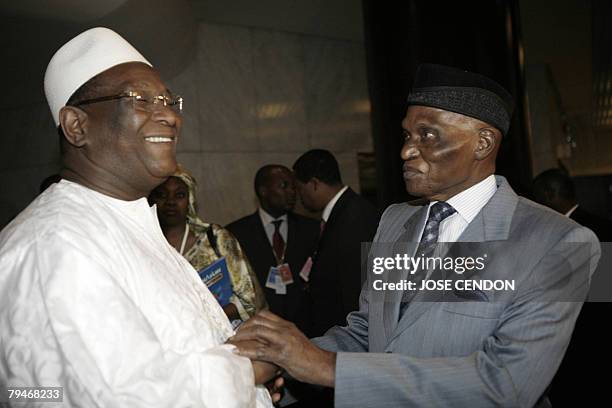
left=258, top=207, right=288, bottom=246
left=322, top=185, right=349, bottom=222
left=419, top=174, right=498, bottom=243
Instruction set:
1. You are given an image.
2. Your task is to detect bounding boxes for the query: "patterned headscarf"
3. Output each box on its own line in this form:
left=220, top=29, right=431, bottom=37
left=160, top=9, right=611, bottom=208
left=171, top=165, right=209, bottom=232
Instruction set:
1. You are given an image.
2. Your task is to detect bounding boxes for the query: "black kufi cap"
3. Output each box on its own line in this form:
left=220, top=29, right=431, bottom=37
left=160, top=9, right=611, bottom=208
left=406, top=64, right=514, bottom=135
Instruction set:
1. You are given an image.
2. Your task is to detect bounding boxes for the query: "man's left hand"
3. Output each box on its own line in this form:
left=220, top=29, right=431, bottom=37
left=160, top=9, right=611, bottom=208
left=228, top=311, right=336, bottom=387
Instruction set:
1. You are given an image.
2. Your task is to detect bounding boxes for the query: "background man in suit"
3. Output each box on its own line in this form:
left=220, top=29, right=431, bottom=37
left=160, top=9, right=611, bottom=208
left=533, top=167, right=612, bottom=242
left=231, top=64, right=601, bottom=407
left=533, top=167, right=611, bottom=405
left=227, top=165, right=319, bottom=330
left=292, top=149, right=379, bottom=337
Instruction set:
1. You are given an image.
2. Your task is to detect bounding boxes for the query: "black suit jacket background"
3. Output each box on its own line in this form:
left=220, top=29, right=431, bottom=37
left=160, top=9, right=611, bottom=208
left=570, top=206, right=612, bottom=242
left=304, top=188, right=380, bottom=337
left=227, top=211, right=319, bottom=330
left=548, top=206, right=611, bottom=405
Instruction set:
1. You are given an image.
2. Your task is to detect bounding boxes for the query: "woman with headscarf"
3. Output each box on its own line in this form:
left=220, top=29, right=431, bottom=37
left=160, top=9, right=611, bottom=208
left=150, top=165, right=267, bottom=323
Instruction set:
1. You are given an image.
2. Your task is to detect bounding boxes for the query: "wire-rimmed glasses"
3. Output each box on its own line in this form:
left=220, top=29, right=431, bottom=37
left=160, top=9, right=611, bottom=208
left=73, top=91, right=183, bottom=114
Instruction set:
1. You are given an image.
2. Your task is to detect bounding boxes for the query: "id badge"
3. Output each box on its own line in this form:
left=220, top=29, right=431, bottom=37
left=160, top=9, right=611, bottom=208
left=266, top=266, right=280, bottom=289
left=278, top=263, right=293, bottom=285
left=299, top=257, right=313, bottom=282
left=266, top=266, right=287, bottom=294
left=275, top=274, right=287, bottom=295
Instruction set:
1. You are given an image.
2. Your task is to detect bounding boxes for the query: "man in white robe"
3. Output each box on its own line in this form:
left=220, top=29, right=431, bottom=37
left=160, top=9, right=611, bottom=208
left=0, top=27, right=274, bottom=407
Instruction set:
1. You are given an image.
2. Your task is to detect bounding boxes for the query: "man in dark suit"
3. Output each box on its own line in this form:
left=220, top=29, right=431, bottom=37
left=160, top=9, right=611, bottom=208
left=293, top=149, right=380, bottom=337
left=533, top=167, right=611, bottom=405
left=227, top=165, right=319, bottom=330
left=533, top=168, right=612, bottom=242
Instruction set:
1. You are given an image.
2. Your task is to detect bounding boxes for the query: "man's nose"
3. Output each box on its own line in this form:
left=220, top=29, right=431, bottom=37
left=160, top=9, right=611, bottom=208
left=400, top=142, right=420, bottom=160
left=152, top=105, right=181, bottom=128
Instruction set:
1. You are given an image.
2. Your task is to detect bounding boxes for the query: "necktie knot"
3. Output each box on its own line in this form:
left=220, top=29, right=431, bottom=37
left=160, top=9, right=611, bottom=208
left=419, top=201, right=456, bottom=249
left=429, top=201, right=456, bottom=223
left=399, top=201, right=456, bottom=312
left=272, top=219, right=283, bottom=231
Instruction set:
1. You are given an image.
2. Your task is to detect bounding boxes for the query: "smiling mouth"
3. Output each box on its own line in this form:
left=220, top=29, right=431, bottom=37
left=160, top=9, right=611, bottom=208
left=145, top=136, right=175, bottom=143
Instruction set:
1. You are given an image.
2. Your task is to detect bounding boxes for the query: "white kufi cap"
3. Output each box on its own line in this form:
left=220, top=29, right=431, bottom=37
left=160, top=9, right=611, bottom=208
left=44, top=27, right=151, bottom=126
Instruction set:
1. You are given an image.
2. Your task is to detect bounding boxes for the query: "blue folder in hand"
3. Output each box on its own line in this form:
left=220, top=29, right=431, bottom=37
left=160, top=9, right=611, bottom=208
left=198, top=257, right=233, bottom=307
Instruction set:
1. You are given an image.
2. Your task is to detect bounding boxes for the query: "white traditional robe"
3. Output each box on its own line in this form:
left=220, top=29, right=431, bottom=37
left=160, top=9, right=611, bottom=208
left=0, top=180, right=272, bottom=407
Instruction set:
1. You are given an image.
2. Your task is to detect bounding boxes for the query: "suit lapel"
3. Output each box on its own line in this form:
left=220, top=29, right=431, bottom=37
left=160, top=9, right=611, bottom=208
left=253, top=212, right=277, bottom=266
left=459, top=176, right=517, bottom=243
left=382, top=205, right=428, bottom=340
left=285, top=213, right=297, bottom=262
left=321, top=188, right=351, bottom=235
left=313, top=188, right=351, bottom=266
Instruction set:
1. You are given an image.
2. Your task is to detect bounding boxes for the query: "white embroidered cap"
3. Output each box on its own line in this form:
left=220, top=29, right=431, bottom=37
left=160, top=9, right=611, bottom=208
left=44, top=27, right=151, bottom=126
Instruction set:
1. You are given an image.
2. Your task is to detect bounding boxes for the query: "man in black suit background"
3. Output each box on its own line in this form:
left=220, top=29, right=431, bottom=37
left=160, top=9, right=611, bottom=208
left=227, top=165, right=320, bottom=330
left=533, top=167, right=611, bottom=405
left=293, top=149, right=380, bottom=337
left=533, top=168, right=612, bottom=241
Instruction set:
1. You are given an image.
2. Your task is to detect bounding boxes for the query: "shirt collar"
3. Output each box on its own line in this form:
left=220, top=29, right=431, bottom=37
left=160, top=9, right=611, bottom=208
left=431, top=174, right=497, bottom=223
left=62, top=180, right=159, bottom=234
left=565, top=204, right=579, bottom=217
left=258, top=207, right=288, bottom=226
left=322, top=186, right=348, bottom=222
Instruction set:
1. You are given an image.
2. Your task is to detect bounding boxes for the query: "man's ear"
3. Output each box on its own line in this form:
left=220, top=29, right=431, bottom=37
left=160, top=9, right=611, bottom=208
left=474, top=128, right=500, bottom=160
left=58, top=106, right=89, bottom=147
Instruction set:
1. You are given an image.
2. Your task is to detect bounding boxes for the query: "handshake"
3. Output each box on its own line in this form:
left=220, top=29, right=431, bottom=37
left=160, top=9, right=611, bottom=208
left=227, top=311, right=337, bottom=401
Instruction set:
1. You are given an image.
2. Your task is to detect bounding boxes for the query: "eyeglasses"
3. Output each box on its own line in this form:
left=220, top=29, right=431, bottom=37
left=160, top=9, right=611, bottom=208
left=73, top=91, right=183, bottom=114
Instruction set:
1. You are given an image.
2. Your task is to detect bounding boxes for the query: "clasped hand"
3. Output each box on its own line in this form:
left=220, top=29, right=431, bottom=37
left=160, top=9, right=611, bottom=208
left=228, top=311, right=336, bottom=388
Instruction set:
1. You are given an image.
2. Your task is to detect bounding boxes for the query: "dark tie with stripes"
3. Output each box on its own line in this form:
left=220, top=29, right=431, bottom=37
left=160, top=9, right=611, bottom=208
left=399, top=201, right=456, bottom=316
left=272, top=219, right=285, bottom=263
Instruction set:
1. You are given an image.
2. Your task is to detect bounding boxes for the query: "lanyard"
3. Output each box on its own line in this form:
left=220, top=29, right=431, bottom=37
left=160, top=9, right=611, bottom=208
left=179, top=223, right=189, bottom=255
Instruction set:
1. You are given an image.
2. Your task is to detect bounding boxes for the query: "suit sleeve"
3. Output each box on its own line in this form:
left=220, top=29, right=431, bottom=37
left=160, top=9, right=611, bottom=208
left=331, top=226, right=600, bottom=408
left=338, top=206, right=380, bottom=318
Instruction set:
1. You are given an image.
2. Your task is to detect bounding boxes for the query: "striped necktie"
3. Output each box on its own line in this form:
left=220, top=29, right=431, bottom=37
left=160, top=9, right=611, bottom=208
left=272, top=219, right=285, bottom=263
left=399, top=201, right=456, bottom=315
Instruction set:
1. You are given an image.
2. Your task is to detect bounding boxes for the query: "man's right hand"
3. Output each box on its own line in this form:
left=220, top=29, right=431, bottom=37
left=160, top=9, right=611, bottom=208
left=229, top=311, right=336, bottom=387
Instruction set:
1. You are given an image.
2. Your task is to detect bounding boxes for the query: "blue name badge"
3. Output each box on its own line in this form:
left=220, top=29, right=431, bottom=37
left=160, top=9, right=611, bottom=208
left=198, top=257, right=233, bottom=307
